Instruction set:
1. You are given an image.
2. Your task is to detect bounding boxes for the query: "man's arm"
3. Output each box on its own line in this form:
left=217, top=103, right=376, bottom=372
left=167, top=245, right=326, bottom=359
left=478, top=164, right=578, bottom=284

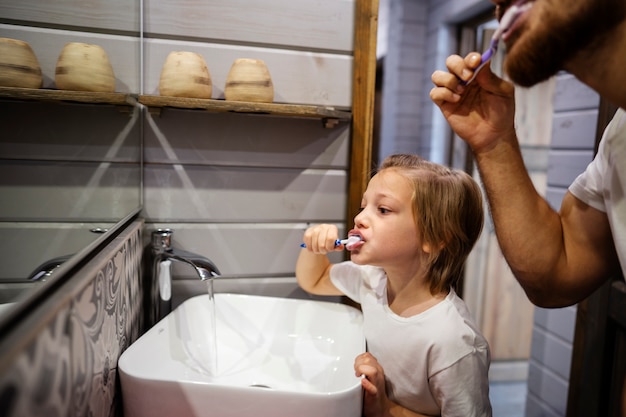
left=472, top=134, right=617, bottom=307
left=430, top=53, right=619, bottom=307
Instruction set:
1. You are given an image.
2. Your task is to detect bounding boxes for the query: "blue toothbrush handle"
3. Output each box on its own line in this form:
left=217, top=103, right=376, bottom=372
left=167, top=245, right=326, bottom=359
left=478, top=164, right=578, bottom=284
left=300, top=239, right=342, bottom=248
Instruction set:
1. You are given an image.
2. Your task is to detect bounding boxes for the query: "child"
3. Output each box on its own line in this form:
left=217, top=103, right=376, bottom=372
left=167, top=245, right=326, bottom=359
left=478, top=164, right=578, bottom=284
left=296, top=154, right=491, bottom=417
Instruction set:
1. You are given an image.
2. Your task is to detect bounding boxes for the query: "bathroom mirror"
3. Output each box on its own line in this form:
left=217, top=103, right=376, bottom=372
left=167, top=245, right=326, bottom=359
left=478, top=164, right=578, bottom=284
left=0, top=0, right=142, bottom=317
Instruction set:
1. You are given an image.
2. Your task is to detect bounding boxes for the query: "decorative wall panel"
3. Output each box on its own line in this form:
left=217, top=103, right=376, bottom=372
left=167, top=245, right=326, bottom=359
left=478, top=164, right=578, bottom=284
left=0, top=220, right=143, bottom=417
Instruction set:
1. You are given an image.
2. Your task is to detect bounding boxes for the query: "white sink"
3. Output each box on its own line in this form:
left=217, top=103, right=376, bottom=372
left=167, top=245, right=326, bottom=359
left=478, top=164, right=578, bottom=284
left=119, top=293, right=365, bottom=417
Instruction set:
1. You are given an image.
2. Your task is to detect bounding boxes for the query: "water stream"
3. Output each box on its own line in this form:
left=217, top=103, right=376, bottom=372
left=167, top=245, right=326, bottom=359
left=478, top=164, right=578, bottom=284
left=205, top=277, right=218, bottom=375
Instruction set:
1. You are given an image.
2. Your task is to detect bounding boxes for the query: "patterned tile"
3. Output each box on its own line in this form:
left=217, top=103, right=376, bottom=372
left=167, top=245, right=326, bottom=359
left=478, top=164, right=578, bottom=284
left=0, top=308, right=73, bottom=416
left=0, top=221, right=143, bottom=417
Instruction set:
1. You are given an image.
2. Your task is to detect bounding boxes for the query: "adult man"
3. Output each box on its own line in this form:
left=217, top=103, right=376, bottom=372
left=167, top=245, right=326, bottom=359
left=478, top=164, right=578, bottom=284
left=430, top=0, right=626, bottom=308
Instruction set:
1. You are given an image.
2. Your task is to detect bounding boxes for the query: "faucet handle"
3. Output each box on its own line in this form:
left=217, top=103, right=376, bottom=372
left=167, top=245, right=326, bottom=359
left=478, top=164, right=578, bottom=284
left=152, top=229, right=173, bottom=251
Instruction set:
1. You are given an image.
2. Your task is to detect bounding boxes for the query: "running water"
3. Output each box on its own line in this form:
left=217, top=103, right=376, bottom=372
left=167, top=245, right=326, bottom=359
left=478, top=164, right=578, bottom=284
left=205, top=277, right=218, bottom=375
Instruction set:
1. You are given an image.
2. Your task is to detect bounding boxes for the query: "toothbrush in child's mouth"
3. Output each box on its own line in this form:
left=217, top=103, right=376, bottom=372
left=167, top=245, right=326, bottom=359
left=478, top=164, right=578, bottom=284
left=300, top=235, right=363, bottom=250
left=462, top=1, right=533, bottom=85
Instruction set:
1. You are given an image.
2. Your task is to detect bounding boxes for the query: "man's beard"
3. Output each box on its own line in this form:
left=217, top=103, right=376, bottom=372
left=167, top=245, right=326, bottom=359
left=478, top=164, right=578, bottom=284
left=503, top=0, right=625, bottom=87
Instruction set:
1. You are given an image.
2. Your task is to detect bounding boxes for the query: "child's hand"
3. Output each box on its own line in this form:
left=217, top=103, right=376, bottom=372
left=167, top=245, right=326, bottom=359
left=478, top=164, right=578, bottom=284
left=355, top=352, right=389, bottom=417
left=302, top=224, right=342, bottom=254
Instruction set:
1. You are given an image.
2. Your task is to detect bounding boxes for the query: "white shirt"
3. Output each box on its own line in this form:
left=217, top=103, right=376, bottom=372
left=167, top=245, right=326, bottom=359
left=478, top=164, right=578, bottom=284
left=330, top=262, right=492, bottom=417
left=569, top=108, right=626, bottom=277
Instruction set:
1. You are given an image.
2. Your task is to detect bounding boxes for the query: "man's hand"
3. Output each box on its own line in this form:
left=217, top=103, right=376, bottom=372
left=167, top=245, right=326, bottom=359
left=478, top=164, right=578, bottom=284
left=430, top=52, right=516, bottom=153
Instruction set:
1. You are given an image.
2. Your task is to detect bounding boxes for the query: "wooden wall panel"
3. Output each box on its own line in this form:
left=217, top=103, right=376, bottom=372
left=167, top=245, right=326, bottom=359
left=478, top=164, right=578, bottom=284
left=143, top=110, right=350, bottom=168
left=144, top=0, right=354, bottom=52
left=143, top=165, right=347, bottom=222
left=478, top=234, right=535, bottom=360
left=0, top=98, right=142, bottom=222
left=0, top=162, right=140, bottom=221
left=531, top=328, right=574, bottom=381
left=143, top=39, right=352, bottom=106
left=0, top=99, right=141, bottom=162
left=553, top=74, right=600, bottom=111
left=0, top=223, right=113, bottom=280
left=547, top=150, right=594, bottom=188
left=551, top=110, right=600, bottom=149
left=145, top=223, right=346, bottom=278
left=528, top=361, right=570, bottom=415
left=0, top=24, right=140, bottom=92
left=0, top=0, right=139, bottom=33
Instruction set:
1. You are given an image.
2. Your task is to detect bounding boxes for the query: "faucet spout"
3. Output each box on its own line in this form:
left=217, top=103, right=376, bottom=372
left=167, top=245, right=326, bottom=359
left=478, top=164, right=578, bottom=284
left=146, top=229, right=222, bottom=325
left=159, top=249, right=221, bottom=280
left=28, top=254, right=74, bottom=281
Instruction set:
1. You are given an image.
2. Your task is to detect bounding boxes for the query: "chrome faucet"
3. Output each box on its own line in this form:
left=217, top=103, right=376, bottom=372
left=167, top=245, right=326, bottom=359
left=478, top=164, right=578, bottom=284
left=28, top=254, right=73, bottom=281
left=147, top=229, right=221, bottom=324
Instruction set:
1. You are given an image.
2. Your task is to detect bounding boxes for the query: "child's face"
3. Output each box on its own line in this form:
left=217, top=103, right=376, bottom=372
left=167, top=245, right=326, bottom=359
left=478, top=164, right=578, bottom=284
left=350, top=169, right=426, bottom=268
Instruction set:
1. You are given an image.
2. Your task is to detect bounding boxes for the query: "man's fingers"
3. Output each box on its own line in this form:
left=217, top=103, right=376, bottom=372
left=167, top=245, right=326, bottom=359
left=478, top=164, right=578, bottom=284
left=430, top=85, right=461, bottom=106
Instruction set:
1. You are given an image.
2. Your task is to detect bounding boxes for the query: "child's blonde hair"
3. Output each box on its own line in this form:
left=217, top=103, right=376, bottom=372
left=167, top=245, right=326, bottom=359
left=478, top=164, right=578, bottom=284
left=379, top=154, right=484, bottom=294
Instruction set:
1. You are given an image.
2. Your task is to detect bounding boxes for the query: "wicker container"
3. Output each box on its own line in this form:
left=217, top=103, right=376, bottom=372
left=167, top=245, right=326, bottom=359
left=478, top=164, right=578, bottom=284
left=224, top=58, right=274, bottom=103
left=159, top=51, right=212, bottom=99
left=55, top=42, right=116, bottom=92
left=0, top=38, right=43, bottom=89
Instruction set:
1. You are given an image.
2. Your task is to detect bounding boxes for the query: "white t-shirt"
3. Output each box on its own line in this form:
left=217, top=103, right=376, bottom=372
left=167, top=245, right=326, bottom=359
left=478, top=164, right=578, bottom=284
left=330, top=262, right=492, bottom=417
left=569, top=108, right=626, bottom=277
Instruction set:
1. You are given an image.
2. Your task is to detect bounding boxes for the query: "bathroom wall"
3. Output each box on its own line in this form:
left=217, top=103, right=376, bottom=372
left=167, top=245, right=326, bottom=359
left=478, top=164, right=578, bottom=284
left=140, top=0, right=356, bottom=308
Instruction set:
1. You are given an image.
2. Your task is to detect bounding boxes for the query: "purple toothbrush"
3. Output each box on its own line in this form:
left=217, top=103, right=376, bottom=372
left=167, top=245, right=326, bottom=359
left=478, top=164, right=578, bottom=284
left=462, top=2, right=533, bottom=85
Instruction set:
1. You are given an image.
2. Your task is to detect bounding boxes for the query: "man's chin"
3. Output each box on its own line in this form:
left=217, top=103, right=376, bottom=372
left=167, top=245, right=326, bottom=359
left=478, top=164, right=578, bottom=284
left=504, top=45, right=563, bottom=87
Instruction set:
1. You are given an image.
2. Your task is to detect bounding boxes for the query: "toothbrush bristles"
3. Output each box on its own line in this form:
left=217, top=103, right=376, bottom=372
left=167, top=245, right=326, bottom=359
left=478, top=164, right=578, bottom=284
left=339, top=236, right=361, bottom=245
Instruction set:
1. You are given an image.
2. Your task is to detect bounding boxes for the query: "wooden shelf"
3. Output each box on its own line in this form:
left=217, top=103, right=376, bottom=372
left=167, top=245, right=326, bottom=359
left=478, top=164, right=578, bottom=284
left=0, top=86, right=136, bottom=106
left=0, top=87, right=351, bottom=126
left=138, top=94, right=351, bottom=125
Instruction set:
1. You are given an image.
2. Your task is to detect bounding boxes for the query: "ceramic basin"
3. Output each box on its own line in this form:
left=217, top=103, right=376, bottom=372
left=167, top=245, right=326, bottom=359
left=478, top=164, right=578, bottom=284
left=118, top=293, right=365, bottom=417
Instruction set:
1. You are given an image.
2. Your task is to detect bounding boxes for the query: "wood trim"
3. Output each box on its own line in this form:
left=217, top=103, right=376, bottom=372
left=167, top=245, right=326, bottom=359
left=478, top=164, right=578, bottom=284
left=608, top=281, right=626, bottom=417
left=0, top=86, right=134, bottom=106
left=567, top=280, right=612, bottom=416
left=348, top=0, right=379, bottom=226
left=138, top=94, right=351, bottom=121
